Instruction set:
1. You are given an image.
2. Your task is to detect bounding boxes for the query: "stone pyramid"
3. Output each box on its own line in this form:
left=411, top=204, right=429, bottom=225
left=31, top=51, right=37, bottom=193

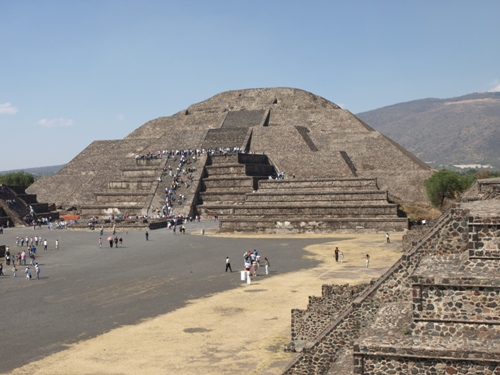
left=28, top=88, right=432, bottom=226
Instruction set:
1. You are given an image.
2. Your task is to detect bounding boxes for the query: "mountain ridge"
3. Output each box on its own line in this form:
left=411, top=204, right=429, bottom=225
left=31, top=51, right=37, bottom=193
left=356, top=92, right=500, bottom=170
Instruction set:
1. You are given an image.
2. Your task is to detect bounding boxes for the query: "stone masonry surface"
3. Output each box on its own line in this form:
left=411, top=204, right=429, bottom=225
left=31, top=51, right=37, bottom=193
left=281, top=179, right=500, bottom=375
left=29, top=88, right=433, bottom=217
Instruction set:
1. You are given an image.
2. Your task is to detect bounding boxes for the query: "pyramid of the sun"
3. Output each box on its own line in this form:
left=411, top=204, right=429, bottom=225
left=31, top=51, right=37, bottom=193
left=28, top=88, right=432, bottom=229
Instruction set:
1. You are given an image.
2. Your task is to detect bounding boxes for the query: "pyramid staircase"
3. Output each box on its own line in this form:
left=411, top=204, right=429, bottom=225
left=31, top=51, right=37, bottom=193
left=197, top=153, right=274, bottom=216
left=196, top=152, right=407, bottom=233
left=0, top=185, right=59, bottom=227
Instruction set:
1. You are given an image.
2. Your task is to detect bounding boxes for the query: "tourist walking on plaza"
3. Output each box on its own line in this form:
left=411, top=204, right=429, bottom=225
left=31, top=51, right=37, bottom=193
left=365, top=254, right=370, bottom=268
left=225, top=257, right=232, bottom=272
left=245, top=263, right=251, bottom=285
left=55, top=239, right=59, bottom=250
left=386, top=233, right=390, bottom=243
left=99, top=238, right=102, bottom=248
left=339, top=251, right=344, bottom=263
left=25, top=267, right=31, bottom=280
left=5, top=247, right=11, bottom=265
left=44, top=239, right=47, bottom=250
left=251, top=261, right=258, bottom=277
left=145, top=231, right=149, bottom=241
left=264, top=257, right=270, bottom=275
left=35, top=263, right=40, bottom=279
left=334, top=247, right=339, bottom=262
left=12, top=265, right=17, bottom=277
left=29, top=249, right=36, bottom=265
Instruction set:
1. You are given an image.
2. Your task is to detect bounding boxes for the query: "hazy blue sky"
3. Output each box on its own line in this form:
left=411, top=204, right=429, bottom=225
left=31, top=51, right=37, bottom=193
left=1, top=0, right=499, bottom=171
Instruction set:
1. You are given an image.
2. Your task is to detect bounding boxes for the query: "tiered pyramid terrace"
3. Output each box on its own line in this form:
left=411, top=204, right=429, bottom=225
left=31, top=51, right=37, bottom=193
left=28, top=88, right=431, bottom=231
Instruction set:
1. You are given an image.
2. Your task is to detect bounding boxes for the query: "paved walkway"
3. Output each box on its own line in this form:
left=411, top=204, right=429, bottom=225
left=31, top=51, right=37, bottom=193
left=0, top=222, right=403, bottom=374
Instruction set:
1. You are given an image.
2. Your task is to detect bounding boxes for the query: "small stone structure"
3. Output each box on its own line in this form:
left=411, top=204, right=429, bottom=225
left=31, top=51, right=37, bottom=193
left=281, top=179, right=500, bottom=374
left=0, top=185, right=59, bottom=227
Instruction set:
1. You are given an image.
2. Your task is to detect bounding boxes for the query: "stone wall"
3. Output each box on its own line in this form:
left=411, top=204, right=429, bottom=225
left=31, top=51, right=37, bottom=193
left=358, top=356, right=500, bottom=375
left=291, top=284, right=367, bottom=342
left=258, top=178, right=378, bottom=191
left=282, top=208, right=471, bottom=374
left=231, top=204, right=398, bottom=216
left=413, top=284, right=500, bottom=321
left=244, top=191, right=388, bottom=204
left=219, top=217, right=409, bottom=234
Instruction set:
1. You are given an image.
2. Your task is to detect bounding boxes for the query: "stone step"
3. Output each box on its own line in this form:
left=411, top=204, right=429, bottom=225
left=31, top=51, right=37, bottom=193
left=353, top=340, right=500, bottom=375
left=258, top=178, right=378, bottom=190
left=412, top=281, right=500, bottom=322
left=247, top=190, right=387, bottom=198
left=205, top=164, right=246, bottom=176
left=199, top=205, right=399, bottom=217
left=94, top=192, right=151, bottom=205
left=134, top=158, right=164, bottom=166
left=411, top=319, right=500, bottom=338
left=219, top=216, right=408, bottom=233
left=108, top=180, right=155, bottom=190
left=121, top=167, right=160, bottom=178
left=245, top=191, right=388, bottom=203
left=198, top=196, right=247, bottom=205
left=209, top=154, right=240, bottom=164
left=80, top=204, right=146, bottom=216
left=206, top=163, right=275, bottom=177
left=203, top=177, right=258, bottom=190
left=230, top=203, right=398, bottom=216
left=208, top=153, right=270, bottom=166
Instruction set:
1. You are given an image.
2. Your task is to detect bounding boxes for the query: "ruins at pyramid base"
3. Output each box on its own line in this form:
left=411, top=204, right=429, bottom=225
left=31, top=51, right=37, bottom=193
left=28, top=88, right=433, bottom=233
left=281, top=178, right=500, bottom=375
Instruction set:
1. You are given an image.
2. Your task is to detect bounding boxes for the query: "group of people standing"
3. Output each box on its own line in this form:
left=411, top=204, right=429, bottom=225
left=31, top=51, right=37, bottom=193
left=225, top=249, right=271, bottom=284
left=334, top=246, right=371, bottom=267
left=2, top=245, right=42, bottom=280
left=236, top=250, right=270, bottom=284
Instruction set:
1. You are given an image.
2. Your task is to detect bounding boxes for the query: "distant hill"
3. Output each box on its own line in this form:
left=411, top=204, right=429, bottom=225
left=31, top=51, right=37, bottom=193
left=0, top=164, right=65, bottom=178
left=356, top=92, right=500, bottom=171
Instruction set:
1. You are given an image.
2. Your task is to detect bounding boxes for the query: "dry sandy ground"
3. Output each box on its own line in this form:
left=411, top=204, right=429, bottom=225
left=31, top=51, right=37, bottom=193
left=9, top=233, right=402, bottom=375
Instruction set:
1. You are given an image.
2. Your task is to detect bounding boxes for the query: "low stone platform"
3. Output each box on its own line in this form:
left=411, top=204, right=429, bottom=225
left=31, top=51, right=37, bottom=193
left=219, top=216, right=408, bottom=233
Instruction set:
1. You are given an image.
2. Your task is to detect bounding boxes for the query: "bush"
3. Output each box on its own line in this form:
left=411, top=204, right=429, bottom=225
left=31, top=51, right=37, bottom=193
left=424, top=170, right=473, bottom=208
left=0, top=171, right=35, bottom=187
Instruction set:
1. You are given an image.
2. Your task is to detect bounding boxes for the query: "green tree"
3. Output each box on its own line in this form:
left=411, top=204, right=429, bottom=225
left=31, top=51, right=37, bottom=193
left=0, top=171, right=35, bottom=187
left=424, top=170, right=472, bottom=208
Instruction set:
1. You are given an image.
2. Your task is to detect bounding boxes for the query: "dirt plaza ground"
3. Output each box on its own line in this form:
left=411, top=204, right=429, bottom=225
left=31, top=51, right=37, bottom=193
left=0, top=221, right=403, bottom=375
